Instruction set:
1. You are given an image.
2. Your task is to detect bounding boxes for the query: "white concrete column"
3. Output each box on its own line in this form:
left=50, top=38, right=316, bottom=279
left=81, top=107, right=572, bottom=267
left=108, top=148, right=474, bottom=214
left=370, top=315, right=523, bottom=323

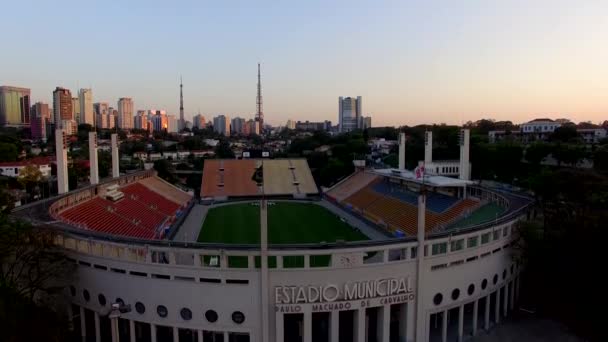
left=472, top=300, right=478, bottom=336
left=95, top=312, right=101, bottom=342
left=377, top=305, right=390, bottom=342
left=458, top=305, right=464, bottom=342
left=80, top=306, right=86, bottom=342
left=406, top=302, right=415, bottom=342
left=503, top=286, right=509, bottom=317
left=275, top=311, right=284, bottom=342
left=197, top=330, right=203, bottom=342
left=484, top=295, right=490, bottom=331
left=355, top=308, right=366, bottom=342
left=495, top=291, right=500, bottom=324
left=304, top=255, right=310, bottom=269
left=111, top=133, right=119, bottom=178
left=441, top=310, right=448, bottom=342
left=110, top=317, right=118, bottom=342
left=151, top=324, right=157, bottom=342
left=89, top=131, right=99, bottom=184
left=173, top=326, right=179, bottom=342
left=130, top=320, right=136, bottom=342
left=330, top=311, right=339, bottom=342
left=303, top=311, right=312, bottom=342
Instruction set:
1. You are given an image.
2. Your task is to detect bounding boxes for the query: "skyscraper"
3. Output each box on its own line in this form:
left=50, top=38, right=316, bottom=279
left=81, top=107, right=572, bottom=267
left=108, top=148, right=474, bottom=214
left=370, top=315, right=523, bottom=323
left=231, top=117, right=246, bottom=135
left=179, top=76, right=184, bottom=131
left=255, top=63, right=264, bottom=133
left=193, top=114, right=206, bottom=129
left=213, top=115, right=230, bottom=136
left=362, top=116, right=372, bottom=129
left=167, top=115, right=178, bottom=133
left=94, top=102, right=109, bottom=129
left=338, top=96, right=362, bottom=132
left=286, top=119, right=296, bottom=130
left=117, top=98, right=134, bottom=129
left=72, top=97, right=80, bottom=123
left=134, top=110, right=149, bottom=131
left=0, top=86, right=31, bottom=126
left=31, top=102, right=50, bottom=141
left=79, top=88, right=94, bottom=126
left=53, top=87, right=73, bottom=128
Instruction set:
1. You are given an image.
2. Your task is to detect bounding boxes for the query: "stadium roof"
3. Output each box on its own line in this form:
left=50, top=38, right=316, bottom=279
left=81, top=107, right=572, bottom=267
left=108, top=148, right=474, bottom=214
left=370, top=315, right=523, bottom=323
left=370, top=168, right=474, bottom=188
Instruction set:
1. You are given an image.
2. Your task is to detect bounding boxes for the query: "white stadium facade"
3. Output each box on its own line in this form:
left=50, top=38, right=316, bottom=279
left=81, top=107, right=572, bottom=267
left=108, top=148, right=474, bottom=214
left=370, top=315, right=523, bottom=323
left=13, top=129, right=533, bottom=342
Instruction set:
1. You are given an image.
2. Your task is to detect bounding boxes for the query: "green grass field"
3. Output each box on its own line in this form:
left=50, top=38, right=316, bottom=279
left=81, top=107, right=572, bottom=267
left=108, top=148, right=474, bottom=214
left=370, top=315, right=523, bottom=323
left=198, top=202, right=368, bottom=244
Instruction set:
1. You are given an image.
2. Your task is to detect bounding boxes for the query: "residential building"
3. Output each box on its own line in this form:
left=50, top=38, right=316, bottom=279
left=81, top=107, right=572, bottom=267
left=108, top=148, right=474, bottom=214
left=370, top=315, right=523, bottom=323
left=231, top=117, right=246, bottom=134
left=117, top=98, right=134, bottom=129
left=167, top=115, right=178, bottom=133
left=362, top=116, right=372, bottom=129
left=72, top=97, right=80, bottom=123
left=213, top=115, right=230, bottom=136
left=338, top=96, right=362, bottom=132
left=295, top=120, right=331, bottom=131
left=488, top=118, right=608, bottom=144
left=151, top=111, right=168, bottom=132
left=62, top=120, right=77, bottom=135
left=0, top=156, right=52, bottom=178
left=245, top=119, right=259, bottom=135
left=79, top=88, right=94, bottom=125
left=53, top=87, right=73, bottom=128
left=286, top=119, right=296, bottom=130
left=30, top=102, right=50, bottom=142
left=0, top=86, right=31, bottom=126
left=134, top=111, right=149, bottom=131
left=193, top=114, right=206, bottom=129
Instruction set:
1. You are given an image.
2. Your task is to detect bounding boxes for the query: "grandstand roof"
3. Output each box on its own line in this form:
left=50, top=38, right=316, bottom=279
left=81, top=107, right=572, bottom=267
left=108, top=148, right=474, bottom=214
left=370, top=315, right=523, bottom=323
left=201, top=159, right=318, bottom=198
left=370, top=168, right=474, bottom=188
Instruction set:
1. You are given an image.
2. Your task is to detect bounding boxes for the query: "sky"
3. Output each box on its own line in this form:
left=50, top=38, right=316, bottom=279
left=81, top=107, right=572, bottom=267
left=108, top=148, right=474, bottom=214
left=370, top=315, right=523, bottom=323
left=3, top=0, right=608, bottom=127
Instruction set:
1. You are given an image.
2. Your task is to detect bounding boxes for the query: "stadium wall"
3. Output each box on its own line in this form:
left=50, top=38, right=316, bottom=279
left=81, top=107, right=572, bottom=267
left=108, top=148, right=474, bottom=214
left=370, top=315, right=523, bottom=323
left=56, top=198, right=527, bottom=342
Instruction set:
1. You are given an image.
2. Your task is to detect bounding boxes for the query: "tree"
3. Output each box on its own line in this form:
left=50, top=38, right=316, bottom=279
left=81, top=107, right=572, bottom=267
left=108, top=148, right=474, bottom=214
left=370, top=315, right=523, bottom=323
left=214, top=140, right=235, bottom=159
left=0, top=216, right=74, bottom=341
left=153, top=159, right=177, bottom=183
left=550, top=125, right=579, bottom=143
left=593, top=146, right=608, bottom=173
left=0, top=142, right=18, bottom=162
left=524, top=142, right=552, bottom=165
left=17, top=165, right=44, bottom=201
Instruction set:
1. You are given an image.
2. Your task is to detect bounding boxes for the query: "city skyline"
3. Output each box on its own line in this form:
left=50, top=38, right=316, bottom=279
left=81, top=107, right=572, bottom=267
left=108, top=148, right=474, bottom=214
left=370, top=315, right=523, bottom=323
left=3, top=1, right=608, bottom=127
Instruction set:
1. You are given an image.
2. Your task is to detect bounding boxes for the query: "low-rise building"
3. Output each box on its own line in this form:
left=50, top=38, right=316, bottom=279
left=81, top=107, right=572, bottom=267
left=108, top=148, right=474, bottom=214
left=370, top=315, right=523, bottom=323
left=0, top=157, right=52, bottom=178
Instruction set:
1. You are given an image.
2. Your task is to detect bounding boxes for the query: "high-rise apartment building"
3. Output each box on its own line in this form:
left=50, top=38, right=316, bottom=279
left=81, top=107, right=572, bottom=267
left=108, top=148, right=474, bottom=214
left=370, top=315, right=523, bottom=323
left=245, top=119, right=259, bottom=135
left=117, top=98, right=134, bottom=129
left=167, top=115, right=178, bottom=133
left=94, top=102, right=109, bottom=129
left=79, top=88, right=94, bottom=125
left=150, top=111, right=168, bottom=132
left=231, top=117, right=246, bottom=135
left=31, top=102, right=50, bottom=141
left=0, top=86, right=31, bottom=126
left=286, top=119, right=296, bottom=130
left=213, top=115, right=230, bottom=136
left=362, top=116, right=372, bottom=129
left=193, top=114, right=206, bottom=129
left=53, top=87, right=73, bottom=128
left=72, top=97, right=80, bottom=123
left=338, top=96, right=362, bottom=132
left=134, top=110, right=149, bottom=131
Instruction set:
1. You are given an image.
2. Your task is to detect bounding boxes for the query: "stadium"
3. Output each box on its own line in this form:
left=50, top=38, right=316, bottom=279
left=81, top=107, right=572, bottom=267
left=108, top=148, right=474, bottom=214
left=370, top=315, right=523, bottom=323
left=14, top=129, right=533, bottom=342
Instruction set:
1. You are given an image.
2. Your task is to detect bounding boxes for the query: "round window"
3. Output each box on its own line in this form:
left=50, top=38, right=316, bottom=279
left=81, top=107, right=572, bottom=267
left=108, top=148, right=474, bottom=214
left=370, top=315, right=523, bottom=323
left=115, top=298, right=124, bottom=306
left=232, top=311, right=245, bottom=324
left=503, top=269, right=507, bottom=280
left=467, top=284, right=475, bottom=296
left=493, top=274, right=498, bottom=285
left=83, top=290, right=90, bottom=302
left=135, top=302, right=145, bottom=314
left=482, top=279, right=488, bottom=290
left=433, top=293, right=443, bottom=306
left=98, top=294, right=107, bottom=306
left=205, top=310, right=218, bottom=323
left=157, top=305, right=168, bottom=318
left=451, top=288, right=460, bottom=301
left=181, top=308, right=192, bottom=320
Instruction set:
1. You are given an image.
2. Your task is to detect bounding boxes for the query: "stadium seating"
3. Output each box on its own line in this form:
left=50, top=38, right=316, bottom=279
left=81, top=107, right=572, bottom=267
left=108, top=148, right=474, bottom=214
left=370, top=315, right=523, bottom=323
left=326, top=172, right=379, bottom=201
left=58, top=178, right=193, bottom=239
left=334, top=173, right=481, bottom=236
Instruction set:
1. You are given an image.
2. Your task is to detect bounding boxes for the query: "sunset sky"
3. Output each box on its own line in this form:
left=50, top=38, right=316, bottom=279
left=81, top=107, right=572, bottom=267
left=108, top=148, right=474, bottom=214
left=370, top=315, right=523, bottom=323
left=3, top=0, right=608, bottom=126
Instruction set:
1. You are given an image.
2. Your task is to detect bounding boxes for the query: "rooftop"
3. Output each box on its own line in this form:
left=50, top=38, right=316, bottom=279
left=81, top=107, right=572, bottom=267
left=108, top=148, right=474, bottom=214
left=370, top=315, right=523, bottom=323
left=370, top=168, right=474, bottom=188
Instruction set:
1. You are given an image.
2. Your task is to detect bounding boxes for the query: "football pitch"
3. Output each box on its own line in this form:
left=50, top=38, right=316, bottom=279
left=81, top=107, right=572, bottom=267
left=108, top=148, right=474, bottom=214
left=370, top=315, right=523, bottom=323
left=198, top=202, right=368, bottom=244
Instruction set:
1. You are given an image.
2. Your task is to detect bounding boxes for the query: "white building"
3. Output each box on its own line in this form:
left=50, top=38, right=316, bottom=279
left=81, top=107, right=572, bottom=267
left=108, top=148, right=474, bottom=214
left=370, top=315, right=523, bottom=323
left=79, top=89, right=94, bottom=126
left=0, top=157, right=52, bottom=178
left=339, top=96, right=362, bottom=132
left=167, top=115, right=178, bottom=133
left=286, top=119, right=296, bottom=130
left=117, top=98, right=134, bottom=130
left=71, top=97, right=80, bottom=124
left=213, top=115, right=230, bottom=136
left=193, top=114, right=206, bottom=129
